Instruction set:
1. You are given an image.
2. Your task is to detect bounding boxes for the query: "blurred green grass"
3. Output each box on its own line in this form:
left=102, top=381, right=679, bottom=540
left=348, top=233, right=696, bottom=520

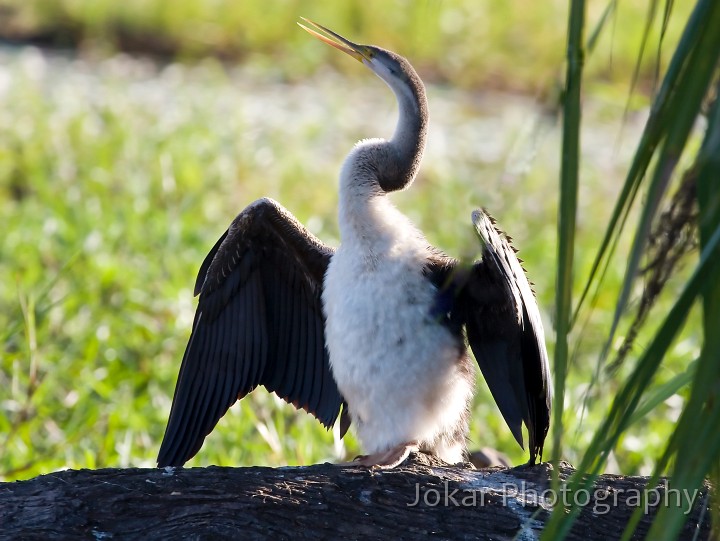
left=0, top=0, right=692, bottom=90
left=0, top=3, right=701, bottom=481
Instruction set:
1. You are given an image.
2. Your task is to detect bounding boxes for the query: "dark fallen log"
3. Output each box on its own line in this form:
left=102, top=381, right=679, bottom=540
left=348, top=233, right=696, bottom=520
left=0, top=453, right=711, bottom=540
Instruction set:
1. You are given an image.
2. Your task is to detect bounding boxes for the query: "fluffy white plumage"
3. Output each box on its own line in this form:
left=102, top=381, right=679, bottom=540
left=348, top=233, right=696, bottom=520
left=322, top=140, right=475, bottom=464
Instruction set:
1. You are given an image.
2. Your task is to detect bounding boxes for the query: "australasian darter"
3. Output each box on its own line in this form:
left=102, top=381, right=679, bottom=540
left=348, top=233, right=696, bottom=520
left=157, top=19, right=552, bottom=469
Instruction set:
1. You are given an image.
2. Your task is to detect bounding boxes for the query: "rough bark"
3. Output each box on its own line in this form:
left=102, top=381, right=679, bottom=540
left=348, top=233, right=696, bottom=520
left=0, top=454, right=711, bottom=540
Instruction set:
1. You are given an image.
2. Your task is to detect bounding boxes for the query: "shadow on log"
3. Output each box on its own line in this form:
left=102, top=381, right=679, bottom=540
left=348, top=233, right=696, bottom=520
left=0, top=453, right=711, bottom=540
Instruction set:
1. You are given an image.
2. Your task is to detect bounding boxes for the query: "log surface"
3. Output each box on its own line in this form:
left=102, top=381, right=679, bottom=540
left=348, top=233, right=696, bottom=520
left=0, top=454, right=711, bottom=540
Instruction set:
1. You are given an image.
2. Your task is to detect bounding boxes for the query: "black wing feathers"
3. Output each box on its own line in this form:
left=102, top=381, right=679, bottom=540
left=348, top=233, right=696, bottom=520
left=194, top=230, right=228, bottom=296
left=158, top=198, right=343, bottom=467
left=467, top=209, right=551, bottom=464
left=427, top=210, right=552, bottom=465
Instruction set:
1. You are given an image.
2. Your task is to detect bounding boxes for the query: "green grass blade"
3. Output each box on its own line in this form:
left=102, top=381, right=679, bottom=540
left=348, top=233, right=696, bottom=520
left=603, top=0, right=720, bottom=363
left=620, top=395, right=714, bottom=541
left=653, top=1, right=676, bottom=85
left=572, top=0, right=715, bottom=324
left=544, top=215, right=720, bottom=539
left=585, top=0, right=616, bottom=54
left=549, top=5, right=720, bottom=536
left=626, top=0, right=660, bottom=106
left=647, top=75, right=720, bottom=541
left=551, top=0, right=585, bottom=467
left=647, top=402, right=720, bottom=539
left=626, top=359, right=696, bottom=427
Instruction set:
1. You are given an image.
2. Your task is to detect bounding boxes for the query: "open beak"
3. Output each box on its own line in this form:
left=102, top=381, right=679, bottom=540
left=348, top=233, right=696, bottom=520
left=298, top=17, right=370, bottom=63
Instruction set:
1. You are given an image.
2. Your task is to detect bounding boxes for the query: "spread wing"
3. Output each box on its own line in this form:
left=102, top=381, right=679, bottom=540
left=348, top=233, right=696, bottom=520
left=428, top=209, right=552, bottom=464
left=465, top=209, right=552, bottom=464
left=157, top=198, right=345, bottom=467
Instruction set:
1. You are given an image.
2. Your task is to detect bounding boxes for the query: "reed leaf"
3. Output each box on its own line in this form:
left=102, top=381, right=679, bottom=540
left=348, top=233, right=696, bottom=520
left=551, top=0, right=585, bottom=469
left=546, top=0, right=720, bottom=537
left=572, top=0, right=715, bottom=325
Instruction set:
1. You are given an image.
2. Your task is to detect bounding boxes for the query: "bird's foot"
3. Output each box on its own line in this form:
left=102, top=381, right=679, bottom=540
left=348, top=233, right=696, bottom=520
left=338, top=441, right=419, bottom=470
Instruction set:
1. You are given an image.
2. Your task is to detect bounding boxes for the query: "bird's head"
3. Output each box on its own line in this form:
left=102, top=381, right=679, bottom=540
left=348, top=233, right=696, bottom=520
left=299, top=18, right=427, bottom=193
left=298, top=18, right=418, bottom=103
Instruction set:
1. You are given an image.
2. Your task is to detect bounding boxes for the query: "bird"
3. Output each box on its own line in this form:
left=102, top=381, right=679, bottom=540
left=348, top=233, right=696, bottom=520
left=157, top=19, right=552, bottom=469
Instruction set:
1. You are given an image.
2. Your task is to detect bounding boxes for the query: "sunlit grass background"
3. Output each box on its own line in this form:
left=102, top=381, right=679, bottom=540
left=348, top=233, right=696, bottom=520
left=0, top=0, right=700, bottom=481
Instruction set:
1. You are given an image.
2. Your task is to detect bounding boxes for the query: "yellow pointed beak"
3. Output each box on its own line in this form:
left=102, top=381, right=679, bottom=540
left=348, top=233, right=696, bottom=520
left=298, top=17, right=370, bottom=63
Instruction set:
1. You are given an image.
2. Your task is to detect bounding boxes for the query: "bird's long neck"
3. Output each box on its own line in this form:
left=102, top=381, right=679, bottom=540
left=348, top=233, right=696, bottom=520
left=337, top=71, right=428, bottom=247
left=385, top=76, right=428, bottom=191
